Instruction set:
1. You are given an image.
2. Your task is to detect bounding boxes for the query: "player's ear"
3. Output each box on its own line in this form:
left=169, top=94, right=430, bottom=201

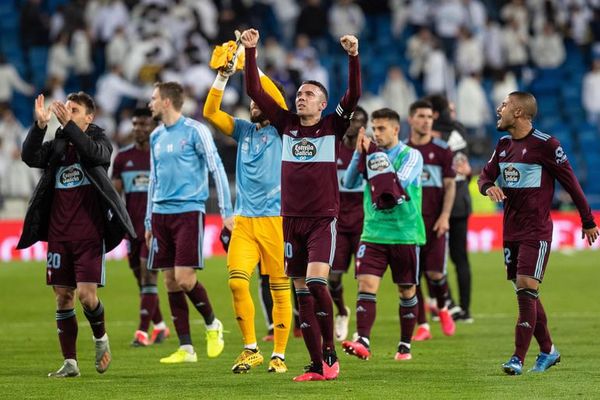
left=319, top=100, right=327, bottom=111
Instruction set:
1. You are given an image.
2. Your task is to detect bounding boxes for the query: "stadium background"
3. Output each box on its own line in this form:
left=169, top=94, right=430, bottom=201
left=1, top=1, right=600, bottom=398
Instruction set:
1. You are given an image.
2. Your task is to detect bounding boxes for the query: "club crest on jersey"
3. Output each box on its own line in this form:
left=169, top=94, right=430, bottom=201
left=502, top=164, right=520, bottom=183
left=292, top=138, right=317, bottom=160
left=59, top=165, right=85, bottom=187
left=421, top=169, right=431, bottom=182
left=367, top=153, right=391, bottom=172
left=555, top=146, right=567, bottom=164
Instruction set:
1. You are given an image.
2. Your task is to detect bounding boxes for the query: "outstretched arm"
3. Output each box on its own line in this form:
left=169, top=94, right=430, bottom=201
left=241, top=29, right=288, bottom=129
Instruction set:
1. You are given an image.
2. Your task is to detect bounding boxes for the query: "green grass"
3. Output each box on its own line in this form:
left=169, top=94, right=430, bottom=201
left=1, top=251, right=599, bottom=399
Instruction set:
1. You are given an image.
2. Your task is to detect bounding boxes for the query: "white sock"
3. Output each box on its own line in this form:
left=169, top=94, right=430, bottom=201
left=154, top=321, right=167, bottom=330
left=359, top=336, right=370, bottom=346
left=420, top=323, right=431, bottom=331
left=179, top=344, right=195, bottom=354
left=271, top=352, right=285, bottom=360
left=65, top=358, right=78, bottom=366
left=94, top=333, right=108, bottom=342
left=206, top=318, right=221, bottom=330
left=399, top=341, right=411, bottom=349
left=244, top=343, right=257, bottom=350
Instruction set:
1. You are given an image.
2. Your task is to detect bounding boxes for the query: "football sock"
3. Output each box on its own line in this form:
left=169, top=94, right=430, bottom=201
left=356, top=292, right=377, bottom=339
left=415, top=285, right=427, bottom=324
left=168, top=291, right=191, bottom=345
left=259, top=273, right=274, bottom=327
left=186, top=281, right=215, bottom=325
left=270, top=276, right=292, bottom=355
left=296, top=288, right=323, bottom=365
left=228, top=269, right=256, bottom=346
left=306, top=278, right=335, bottom=351
left=152, top=297, right=164, bottom=325
left=139, top=285, right=159, bottom=332
left=56, top=309, right=78, bottom=360
left=429, top=276, right=450, bottom=310
left=534, top=298, right=553, bottom=354
left=514, top=288, right=538, bottom=362
left=83, top=300, right=105, bottom=339
left=329, top=278, right=347, bottom=316
left=399, top=295, right=418, bottom=344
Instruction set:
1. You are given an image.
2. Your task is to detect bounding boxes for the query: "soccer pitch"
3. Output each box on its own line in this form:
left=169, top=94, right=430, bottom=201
left=1, top=251, right=599, bottom=399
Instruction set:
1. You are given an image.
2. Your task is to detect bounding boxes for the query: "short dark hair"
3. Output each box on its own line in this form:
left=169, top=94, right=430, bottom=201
left=371, top=107, right=400, bottom=123
left=67, top=91, right=95, bottom=115
left=508, top=91, right=537, bottom=120
left=352, top=106, right=368, bottom=125
left=301, top=80, right=328, bottom=101
left=155, top=81, right=184, bottom=111
left=132, top=107, right=153, bottom=118
left=423, top=94, right=449, bottom=114
left=409, top=100, right=433, bottom=116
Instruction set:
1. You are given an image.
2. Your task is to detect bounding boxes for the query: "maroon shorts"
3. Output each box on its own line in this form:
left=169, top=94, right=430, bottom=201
left=420, top=228, right=448, bottom=275
left=503, top=240, right=551, bottom=282
left=126, top=238, right=149, bottom=270
left=149, top=211, right=204, bottom=270
left=355, top=241, right=419, bottom=285
left=283, top=216, right=337, bottom=278
left=46, top=240, right=106, bottom=288
left=332, top=231, right=361, bottom=273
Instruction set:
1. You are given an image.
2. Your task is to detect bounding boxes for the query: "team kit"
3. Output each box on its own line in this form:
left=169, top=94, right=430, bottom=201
left=17, top=29, right=598, bottom=381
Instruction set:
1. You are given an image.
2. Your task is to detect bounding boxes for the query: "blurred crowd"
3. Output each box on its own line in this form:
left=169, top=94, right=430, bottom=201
left=2, top=0, right=600, bottom=216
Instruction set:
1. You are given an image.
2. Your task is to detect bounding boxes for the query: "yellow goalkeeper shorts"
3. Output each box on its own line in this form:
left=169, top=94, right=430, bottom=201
left=227, top=215, right=285, bottom=278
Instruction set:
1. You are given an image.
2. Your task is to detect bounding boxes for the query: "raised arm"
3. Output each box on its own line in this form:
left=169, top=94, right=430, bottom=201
left=21, top=94, right=54, bottom=168
left=204, top=73, right=236, bottom=135
left=241, top=29, right=288, bottom=129
left=337, top=35, right=362, bottom=118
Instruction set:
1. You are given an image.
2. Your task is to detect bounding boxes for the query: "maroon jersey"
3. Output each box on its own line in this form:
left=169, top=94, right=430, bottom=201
left=337, top=141, right=364, bottom=233
left=112, top=145, right=150, bottom=239
left=408, top=137, right=456, bottom=224
left=478, top=129, right=596, bottom=241
left=245, top=47, right=361, bottom=217
left=49, top=144, right=104, bottom=241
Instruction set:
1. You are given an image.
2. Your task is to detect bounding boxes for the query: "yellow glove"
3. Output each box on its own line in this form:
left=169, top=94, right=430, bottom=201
left=209, top=33, right=245, bottom=76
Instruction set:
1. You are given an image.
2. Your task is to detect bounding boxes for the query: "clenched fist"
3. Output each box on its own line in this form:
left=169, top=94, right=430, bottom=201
left=340, top=35, right=358, bottom=56
left=240, top=29, right=259, bottom=49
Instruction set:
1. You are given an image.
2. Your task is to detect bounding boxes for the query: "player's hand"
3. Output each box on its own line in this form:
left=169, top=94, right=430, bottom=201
left=34, top=94, right=52, bottom=129
left=453, top=154, right=472, bottom=176
left=582, top=226, right=599, bottom=246
left=340, top=35, right=358, bottom=56
left=51, top=101, right=72, bottom=127
left=220, top=31, right=245, bottom=77
left=223, top=216, right=234, bottom=232
left=361, top=134, right=372, bottom=153
left=485, top=186, right=506, bottom=202
left=355, top=127, right=366, bottom=153
left=433, top=214, right=450, bottom=238
left=145, top=230, right=152, bottom=250
left=240, top=29, right=259, bottom=48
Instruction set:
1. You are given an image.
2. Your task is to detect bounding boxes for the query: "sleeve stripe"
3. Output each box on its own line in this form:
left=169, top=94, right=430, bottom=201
left=397, top=150, right=420, bottom=181
left=188, top=120, right=227, bottom=213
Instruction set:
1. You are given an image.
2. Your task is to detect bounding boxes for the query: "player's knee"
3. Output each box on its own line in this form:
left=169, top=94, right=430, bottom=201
left=425, top=271, right=444, bottom=281
left=54, top=289, right=75, bottom=309
left=229, top=277, right=250, bottom=293
left=398, top=284, right=416, bottom=299
left=516, top=287, right=539, bottom=299
left=77, top=290, right=98, bottom=310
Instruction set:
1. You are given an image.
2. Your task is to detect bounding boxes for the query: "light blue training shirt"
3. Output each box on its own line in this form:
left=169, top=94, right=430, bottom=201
left=145, top=116, right=233, bottom=230
left=231, top=118, right=282, bottom=217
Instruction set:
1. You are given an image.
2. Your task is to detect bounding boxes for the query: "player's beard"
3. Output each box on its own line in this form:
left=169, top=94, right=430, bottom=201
left=250, top=113, right=267, bottom=124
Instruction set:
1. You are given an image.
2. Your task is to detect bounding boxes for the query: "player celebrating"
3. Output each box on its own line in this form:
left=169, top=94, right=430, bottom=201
left=406, top=100, right=456, bottom=340
left=341, top=108, right=425, bottom=361
left=145, top=82, right=234, bottom=364
left=331, top=106, right=368, bottom=342
left=18, top=92, right=136, bottom=377
left=479, top=91, right=598, bottom=375
left=203, top=43, right=292, bottom=374
left=112, top=107, right=170, bottom=347
left=241, top=28, right=361, bottom=381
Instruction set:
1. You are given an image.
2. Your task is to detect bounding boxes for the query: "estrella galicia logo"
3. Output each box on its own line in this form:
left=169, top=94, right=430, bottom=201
left=59, top=165, right=85, bottom=187
left=367, top=153, right=390, bottom=172
left=555, top=146, right=567, bottom=164
left=421, top=170, right=431, bottom=182
left=502, top=164, right=520, bottom=183
left=133, top=173, right=149, bottom=189
left=292, top=138, right=317, bottom=160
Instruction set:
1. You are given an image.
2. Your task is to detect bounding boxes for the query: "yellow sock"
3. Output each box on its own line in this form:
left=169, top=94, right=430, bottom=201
left=229, top=269, right=256, bottom=346
left=269, top=276, right=292, bottom=355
